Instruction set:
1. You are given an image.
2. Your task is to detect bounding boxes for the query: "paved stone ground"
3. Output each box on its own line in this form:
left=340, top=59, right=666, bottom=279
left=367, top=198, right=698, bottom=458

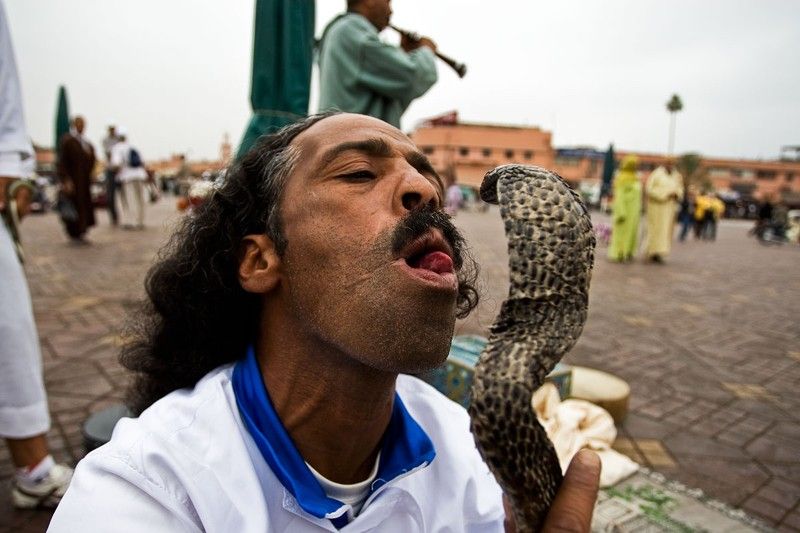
left=1, top=199, right=798, bottom=531
left=456, top=206, right=800, bottom=531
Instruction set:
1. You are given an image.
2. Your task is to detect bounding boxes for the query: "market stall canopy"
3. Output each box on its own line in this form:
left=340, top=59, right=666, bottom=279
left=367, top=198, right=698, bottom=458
left=54, top=85, right=69, bottom=157
left=237, top=0, right=315, bottom=158
left=601, top=143, right=616, bottom=198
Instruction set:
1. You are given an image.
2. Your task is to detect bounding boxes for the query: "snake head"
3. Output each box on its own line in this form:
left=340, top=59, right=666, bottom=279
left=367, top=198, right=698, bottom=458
left=478, top=162, right=596, bottom=305
left=480, top=164, right=551, bottom=205
left=479, top=166, right=502, bottom=204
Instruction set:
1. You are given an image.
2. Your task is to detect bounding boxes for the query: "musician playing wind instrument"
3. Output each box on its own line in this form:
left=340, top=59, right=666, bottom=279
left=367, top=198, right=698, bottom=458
left=318, top=0, right=438, bottom=128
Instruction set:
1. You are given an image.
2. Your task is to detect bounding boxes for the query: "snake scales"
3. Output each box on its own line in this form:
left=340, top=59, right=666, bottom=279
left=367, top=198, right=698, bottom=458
left=468, top=165, right=596, bottom=531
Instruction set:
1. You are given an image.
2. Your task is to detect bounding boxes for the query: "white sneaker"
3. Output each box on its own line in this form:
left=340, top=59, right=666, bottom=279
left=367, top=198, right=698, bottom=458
left=11, top=463, right=74, bottom=509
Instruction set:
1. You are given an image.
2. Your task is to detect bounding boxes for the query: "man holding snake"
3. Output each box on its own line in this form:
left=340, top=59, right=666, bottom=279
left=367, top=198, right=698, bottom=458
left=50, top=113, right=599, bottom=531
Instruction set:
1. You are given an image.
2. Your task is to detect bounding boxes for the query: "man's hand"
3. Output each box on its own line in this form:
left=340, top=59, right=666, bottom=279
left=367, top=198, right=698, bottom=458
left=504, top=450, right=601, bottom=532
left=543, top=450, right=601, bottom=532
left=399, top=33, right=417, bottom=52
left=14, top=185, right=32, bottom=219
left=0, top=176, right=13, bottom=211
left=400, top=34, right=437, bottom=53
left=62, top=178, right=75, bottom=195
left=417, top=36, right=437, bottom=53
left=1, top=176, right=35, bottom=220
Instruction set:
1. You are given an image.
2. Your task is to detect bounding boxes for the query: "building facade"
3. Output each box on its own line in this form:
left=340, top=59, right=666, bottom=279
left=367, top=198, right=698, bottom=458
left=409, top=114, right=800, bottom=209
left=409, top=115, right=554, bottom=189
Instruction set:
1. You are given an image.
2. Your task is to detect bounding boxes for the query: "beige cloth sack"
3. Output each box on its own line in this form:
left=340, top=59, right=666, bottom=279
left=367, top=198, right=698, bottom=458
left=532, top=383, right=638, bottom=487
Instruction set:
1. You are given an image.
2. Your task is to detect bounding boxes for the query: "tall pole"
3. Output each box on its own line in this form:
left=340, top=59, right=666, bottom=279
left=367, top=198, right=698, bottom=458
left=668, top=111, right=676, bottom=156
left=665, top=94, right=682, bottom=157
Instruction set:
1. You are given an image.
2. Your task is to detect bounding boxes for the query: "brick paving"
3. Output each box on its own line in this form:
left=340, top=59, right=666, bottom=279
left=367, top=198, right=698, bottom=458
left=1, top=199, right=799, bottom=531
left=456, top=207, right=800, bottom=531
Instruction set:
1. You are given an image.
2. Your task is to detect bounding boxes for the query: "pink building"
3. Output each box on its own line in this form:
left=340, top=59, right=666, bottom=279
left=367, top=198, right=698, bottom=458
left=408, top=113, right=800, bottom=208
left=409, top=112, right=554, bottom=189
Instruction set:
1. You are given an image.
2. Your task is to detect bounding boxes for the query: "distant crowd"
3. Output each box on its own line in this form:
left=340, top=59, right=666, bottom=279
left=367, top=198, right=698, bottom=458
left=602, top=155, right=798, bottom=264
left=54, top=117, right=156, bottom=243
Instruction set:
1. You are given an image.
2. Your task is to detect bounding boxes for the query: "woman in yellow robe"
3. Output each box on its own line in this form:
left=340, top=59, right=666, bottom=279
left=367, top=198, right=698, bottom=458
left=608, top=155, right=642, bottom=262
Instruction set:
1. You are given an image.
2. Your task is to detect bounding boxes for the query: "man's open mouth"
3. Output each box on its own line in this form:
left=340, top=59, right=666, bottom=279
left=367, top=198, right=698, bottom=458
left=406, top=250, right=454, bottom=274
left=399, top=230, right=455, bottom=276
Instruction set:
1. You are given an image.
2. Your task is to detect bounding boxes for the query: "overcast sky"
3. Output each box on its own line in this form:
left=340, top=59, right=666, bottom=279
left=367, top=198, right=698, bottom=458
left=5, top=0, right=799, bottom=162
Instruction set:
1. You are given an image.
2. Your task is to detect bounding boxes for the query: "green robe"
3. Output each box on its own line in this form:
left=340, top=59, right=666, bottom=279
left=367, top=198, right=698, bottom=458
left=608, top=170, right=642, bottom=261
left=317, top=13, right=437, bottom=128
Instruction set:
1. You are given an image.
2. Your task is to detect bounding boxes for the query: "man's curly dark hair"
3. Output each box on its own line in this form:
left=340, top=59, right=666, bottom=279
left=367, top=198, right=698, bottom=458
left=121, top=112, right=479, bottom=414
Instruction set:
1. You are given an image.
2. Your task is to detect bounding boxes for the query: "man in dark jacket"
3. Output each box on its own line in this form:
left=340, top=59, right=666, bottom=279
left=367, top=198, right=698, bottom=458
left=57, top=115, right=96, bottom=241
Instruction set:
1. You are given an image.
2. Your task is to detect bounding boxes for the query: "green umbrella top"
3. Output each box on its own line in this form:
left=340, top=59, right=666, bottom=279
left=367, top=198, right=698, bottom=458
left=54, top=85, right=70, bottom=155
left=600, top=143, right=615, bottom=197
left=237, top=0, right=315, bottom=158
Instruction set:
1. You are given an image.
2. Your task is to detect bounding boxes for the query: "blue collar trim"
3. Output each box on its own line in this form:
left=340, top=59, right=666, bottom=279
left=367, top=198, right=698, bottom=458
left=232, top=346, right=436, bottom=521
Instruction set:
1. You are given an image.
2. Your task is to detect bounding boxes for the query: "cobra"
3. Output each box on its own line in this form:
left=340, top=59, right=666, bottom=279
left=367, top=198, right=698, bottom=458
left=468, top=165, right=596, bottom=531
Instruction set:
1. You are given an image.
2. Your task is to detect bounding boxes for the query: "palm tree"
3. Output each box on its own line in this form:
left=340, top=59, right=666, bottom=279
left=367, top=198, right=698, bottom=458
left=666, top=94, right=683, bottom=156
left=676, top=153, right=709, bottom=192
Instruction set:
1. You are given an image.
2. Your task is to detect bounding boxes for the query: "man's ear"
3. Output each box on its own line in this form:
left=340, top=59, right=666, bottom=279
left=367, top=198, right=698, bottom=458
left=238, top=234, right=281, bottom=294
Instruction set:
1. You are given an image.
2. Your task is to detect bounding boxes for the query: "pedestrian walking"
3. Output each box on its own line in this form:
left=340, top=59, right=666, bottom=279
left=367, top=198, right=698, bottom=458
left=677, top=188, right=695, bottom=242
left=56, top=115, right=96, bottom=242
left=110, top=128, right=147, bottom=229
left=752, top=195, right=774, bottom=240
left=445, top=181, right=463, bottom=215
left=607, top=155, right=641, bottom=262
left=0, top=0, right=73, bottom=508
left=644, top=160, right=683, bottom=263
left=102, top=123, right=120, bottom=226
left=771, top=200, right=789, bottom=241
left=693, top=191, right=723, bottom=241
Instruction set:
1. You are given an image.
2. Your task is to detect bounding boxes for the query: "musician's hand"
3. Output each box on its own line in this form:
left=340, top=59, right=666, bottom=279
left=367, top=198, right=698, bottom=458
left=542, top=450, right=601, bottom=532
left=417, top=36, right=437, bottom=53
left=400, top=33, right=417, bottom=52
left=62, top=178, right=75, bottom=196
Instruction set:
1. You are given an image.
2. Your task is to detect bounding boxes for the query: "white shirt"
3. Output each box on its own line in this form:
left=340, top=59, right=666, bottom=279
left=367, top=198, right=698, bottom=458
left=49, top=366, right=505, bottom=532
left=110, top=141, right=147, bottom=182
left=102, top=135, right=118, bottom=162
left=307, top=453, right=380, bottom=516
left=0, top=1, right=33, bottom=178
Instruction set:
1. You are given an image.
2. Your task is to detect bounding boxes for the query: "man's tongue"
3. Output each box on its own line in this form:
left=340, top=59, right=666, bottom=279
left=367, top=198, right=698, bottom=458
left=414, top=251, right=454, bottom=274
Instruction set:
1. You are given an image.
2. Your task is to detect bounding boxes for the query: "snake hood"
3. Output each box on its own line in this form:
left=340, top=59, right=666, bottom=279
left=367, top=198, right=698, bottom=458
left=469, top=164, right=595, bottom=531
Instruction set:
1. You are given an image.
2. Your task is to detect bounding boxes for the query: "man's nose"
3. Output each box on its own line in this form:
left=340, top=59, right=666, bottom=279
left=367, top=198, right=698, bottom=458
left=396, top=167, right=439, bottom=213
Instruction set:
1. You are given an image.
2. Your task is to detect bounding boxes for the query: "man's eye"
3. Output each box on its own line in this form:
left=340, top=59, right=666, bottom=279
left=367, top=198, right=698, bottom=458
left=342, top=170, right=376, bottom=182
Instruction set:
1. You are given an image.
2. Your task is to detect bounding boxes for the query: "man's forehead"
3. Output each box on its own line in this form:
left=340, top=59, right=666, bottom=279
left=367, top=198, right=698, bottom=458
left=293, top=114, right=414, bottom=155
left=286, top=114, right=443, bottom=194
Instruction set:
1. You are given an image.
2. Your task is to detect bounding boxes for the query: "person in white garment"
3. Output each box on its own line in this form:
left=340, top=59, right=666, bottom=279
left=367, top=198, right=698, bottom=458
left=101, top=124, right=121, bottom=226
left=644, top=160, right=683, bottom=263
left=50, top=112, right=600, bottom=532
left=0, top=0, right=73, bottom=509
left=109, top=128, right=147, bottom=229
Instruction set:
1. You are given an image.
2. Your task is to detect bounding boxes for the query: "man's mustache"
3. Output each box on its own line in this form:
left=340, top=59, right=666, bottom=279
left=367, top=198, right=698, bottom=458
left=391, top=205, right=466, bottom=270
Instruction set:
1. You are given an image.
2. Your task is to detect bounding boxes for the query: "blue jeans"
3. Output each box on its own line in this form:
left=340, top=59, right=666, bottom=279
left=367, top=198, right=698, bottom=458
left=678, top=213, right=693, bottom=241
